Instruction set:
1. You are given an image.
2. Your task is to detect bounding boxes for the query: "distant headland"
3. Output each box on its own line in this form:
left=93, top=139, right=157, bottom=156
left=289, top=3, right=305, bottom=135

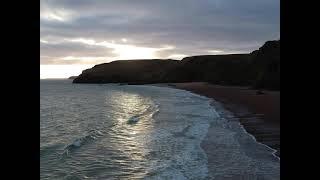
left=73, top=40, right=280, bottom=90
left=68, top=76, right=78, bottom=80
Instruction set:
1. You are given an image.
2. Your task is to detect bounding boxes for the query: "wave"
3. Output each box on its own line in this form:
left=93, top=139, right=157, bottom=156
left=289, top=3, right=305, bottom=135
left=62, top=129, right=104, bottom=156
left=127, top=104, right=159, bottom=124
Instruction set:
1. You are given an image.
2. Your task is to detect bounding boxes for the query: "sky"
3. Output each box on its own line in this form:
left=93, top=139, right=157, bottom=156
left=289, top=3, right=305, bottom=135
left=40, top=0, right=279, bottom=79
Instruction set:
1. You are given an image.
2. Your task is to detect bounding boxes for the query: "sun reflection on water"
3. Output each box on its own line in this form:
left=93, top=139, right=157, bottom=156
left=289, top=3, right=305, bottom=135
left=107, top=91, right=157, bottom=175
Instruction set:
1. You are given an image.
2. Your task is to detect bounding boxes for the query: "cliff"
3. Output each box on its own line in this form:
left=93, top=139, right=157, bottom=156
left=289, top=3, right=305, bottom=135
left=73, top=40, right=280, bottom=90
left=73, top=59, right=180, bottom=84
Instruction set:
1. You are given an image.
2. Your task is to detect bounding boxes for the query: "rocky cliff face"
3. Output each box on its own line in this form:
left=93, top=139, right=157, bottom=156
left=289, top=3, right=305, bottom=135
left=250, top=40, right=280, bottom=90
left=73, top=40, right=280, bottom=90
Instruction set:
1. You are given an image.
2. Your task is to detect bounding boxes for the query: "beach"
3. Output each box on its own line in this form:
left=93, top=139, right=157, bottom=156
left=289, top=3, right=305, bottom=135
left=168, top=82, right=280, bottom=159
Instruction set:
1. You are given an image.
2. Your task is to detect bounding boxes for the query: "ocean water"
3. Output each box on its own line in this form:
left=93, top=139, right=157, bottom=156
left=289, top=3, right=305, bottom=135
left=40, top=80, right=279, bottom=180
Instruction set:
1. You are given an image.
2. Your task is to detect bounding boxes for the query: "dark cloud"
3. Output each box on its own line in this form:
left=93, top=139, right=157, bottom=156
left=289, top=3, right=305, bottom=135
left=40, top=0, right=279, bottom=65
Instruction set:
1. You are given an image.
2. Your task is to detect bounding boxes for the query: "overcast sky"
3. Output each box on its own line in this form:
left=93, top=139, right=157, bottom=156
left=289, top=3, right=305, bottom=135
left=40, top=0, right=279, bottom=78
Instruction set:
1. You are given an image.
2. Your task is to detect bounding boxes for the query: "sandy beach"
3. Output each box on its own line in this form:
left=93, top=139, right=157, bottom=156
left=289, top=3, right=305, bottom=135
left=168, top=82, right=280, bottom=160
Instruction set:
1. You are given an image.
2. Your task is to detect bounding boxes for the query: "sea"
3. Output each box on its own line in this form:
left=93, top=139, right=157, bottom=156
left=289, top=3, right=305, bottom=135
left=40, top=79, right=280, bottom=180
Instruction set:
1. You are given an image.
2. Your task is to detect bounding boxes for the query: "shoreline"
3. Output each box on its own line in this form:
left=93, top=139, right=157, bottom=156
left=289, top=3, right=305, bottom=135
left=164, top=82, right=280, bottom=159
left=208, top=99, right=280, bottom=160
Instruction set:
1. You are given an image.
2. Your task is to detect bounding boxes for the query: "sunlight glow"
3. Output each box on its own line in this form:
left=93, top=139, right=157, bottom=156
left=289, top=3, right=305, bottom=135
left=40, top=6, right=73, bottom=22
left=207, top=49, right=245, bottom=55
left=61, top=56, right=107, bottom=62
left=207, top=50, right=224, bottom=54
left=108, top=92, right=154, bottom=162
left=167, top=54, right=188, bottom=60
left=41, top=38, right=177, bottom=78
left=112, top=45, right=158, bottom=59
left=69, top=38, right=175, bottom=60
left=40, top=64, right=94, bottom=79
left=40, top=39, right=49, bottom=44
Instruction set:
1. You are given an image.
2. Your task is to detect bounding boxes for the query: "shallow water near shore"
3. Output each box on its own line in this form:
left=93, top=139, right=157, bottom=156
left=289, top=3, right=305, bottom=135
left=40, top=80, right=279, bottom=179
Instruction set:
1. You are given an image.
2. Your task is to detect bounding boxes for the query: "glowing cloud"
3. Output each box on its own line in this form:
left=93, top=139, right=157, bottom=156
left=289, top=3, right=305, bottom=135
left=40, top=64, right=94, bottom=79
left=40, top=39, right=49, bottom=44
left=208, top=49, right=245, bottom=55
left=208, top=50, right=224, bottom=54
left=68, top=38, right=175, bottom=60
left=61, top=56, right=107, bottom=61
left=167, top=54, right=188, bottom=60
left=40, top=7, right=73, bottom=22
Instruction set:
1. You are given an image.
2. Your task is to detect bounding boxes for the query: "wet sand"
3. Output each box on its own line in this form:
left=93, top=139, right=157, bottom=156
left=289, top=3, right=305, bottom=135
left=167, top=82, right=280, bottom=159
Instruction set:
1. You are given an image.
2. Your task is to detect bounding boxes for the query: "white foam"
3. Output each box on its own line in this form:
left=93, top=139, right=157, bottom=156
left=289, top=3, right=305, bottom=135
left=72, top=139, right=82, bottom=147
left=134, top=86, right=216, bottom=179
left=142, top=85, right=279, bottom=179
left=210, top=99, right=280, bottom=161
